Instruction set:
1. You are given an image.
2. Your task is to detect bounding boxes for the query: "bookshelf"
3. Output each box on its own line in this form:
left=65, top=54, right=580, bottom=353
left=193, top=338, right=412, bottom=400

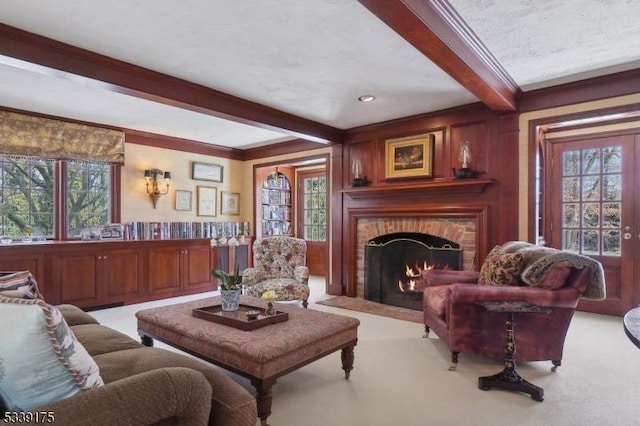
left=257, top=168, right=294, bottom=238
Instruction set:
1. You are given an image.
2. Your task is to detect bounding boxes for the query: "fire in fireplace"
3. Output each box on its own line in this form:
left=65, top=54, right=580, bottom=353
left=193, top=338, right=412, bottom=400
left=364, top=232, right=463, bottom=310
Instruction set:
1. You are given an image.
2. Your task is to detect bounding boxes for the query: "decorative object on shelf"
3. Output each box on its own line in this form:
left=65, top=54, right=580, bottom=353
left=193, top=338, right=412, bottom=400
left=351, top=159, right=368, bottom=187
left=197, top=186, right=217, bottom=217
left=454, top=141, right=475, bottom=179
left=100, top=223, right=124, bottom=240
left=175, top=190, right=192, bottom=211
left=385, top=133, right=435, bottom=179
left=80, top=229, right=102, bottom=241
left=144, top=168, right=171, bottom=208
left=211, top=262, right=243, bottom=311
left=192, top=161, right=223, bottom=183
left=221, top=191, right=240, bottom=215
left=262, top=290, right=276, bottom=316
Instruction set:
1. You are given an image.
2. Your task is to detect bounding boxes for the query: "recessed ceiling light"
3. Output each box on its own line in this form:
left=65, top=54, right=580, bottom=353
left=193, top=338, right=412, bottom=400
left=358, top=95, right=376, bottom=103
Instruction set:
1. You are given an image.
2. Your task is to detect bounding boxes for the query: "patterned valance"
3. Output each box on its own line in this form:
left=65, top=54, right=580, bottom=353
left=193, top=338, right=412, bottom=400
left=0, top=111, right=124, bottom=164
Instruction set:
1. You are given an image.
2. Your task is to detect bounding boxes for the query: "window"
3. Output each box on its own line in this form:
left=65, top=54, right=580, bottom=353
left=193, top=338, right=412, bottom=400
left=0, top=156, right=116, bottom=239
left=560, top=147, right=622, bottom=256
left=66, top=160, right=112, bottom=238
left=301, top=173, right=327, bottom=241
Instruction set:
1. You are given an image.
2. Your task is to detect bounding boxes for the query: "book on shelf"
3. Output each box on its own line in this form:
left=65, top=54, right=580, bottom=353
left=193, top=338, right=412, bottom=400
left=124, top=221, right=250, bottom=241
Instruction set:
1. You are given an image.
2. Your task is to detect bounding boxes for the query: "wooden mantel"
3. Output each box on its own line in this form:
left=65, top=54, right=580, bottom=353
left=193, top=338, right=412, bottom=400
left=341, top=178, right=494, bottom=198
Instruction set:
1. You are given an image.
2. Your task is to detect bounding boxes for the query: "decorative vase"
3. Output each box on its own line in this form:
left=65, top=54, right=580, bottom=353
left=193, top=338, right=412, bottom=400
left=266, top=301, right=275, bottom=316
left=220, top=289, right=241, bottom=311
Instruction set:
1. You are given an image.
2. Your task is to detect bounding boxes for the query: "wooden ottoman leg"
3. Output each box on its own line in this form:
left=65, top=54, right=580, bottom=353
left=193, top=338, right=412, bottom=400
left=140, top=334, right=154, bottom=347
left=341, top=345, right=355, bottom=380
left=252, top=377, right=276, bottom=426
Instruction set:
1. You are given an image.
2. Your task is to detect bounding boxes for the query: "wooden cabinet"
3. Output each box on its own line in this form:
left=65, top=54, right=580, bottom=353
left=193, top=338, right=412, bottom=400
left=53, top=247, right=142, bottom=308
left=256, top=166, right=294, bottom=238
left=148, top=241, right=214, bottom=296
left=0, top=239, right=218, bottom=309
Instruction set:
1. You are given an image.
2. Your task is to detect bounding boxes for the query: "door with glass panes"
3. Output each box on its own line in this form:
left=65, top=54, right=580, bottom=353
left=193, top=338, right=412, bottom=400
left=547, top=133, right=638, bottom=316
left=296, top=169, right=327, bottom=276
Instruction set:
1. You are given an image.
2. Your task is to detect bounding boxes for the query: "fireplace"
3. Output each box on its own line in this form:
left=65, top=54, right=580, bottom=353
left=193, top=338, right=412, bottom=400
left=364, top=232, right=463, bottom=310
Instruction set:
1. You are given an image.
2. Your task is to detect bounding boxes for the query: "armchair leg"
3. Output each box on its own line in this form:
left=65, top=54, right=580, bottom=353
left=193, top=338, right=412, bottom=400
left=448, top=351, right=459, bottom=371
left=302, top=299, right=308, bottom=308
left=423, top=325, right=430, bottom=338
left=551, top=360, right=561, bottom=371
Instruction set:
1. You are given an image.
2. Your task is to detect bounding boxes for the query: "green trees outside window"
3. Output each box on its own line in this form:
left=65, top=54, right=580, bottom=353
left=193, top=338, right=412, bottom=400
left=0, top=156, right=112, bottom=239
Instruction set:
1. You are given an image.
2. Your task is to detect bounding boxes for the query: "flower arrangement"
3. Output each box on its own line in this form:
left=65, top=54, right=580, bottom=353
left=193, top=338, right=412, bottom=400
left=262, top=290, right=276, bottom=315
left=210, top=262, right=242, bottom=291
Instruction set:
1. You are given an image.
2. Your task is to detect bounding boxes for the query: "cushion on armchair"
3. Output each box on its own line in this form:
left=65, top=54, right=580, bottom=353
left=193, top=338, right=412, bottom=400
left=478, top=245, right=524, bottom=286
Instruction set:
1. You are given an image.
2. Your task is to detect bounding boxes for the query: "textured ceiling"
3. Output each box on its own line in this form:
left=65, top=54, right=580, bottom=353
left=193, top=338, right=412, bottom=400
left=0, top=0, right=639, bottom=149
left=448, top=0, right=640, bottom=90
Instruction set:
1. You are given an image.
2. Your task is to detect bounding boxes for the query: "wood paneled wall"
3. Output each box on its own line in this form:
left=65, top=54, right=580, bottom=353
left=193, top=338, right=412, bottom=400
left=328, top=103, right=520, bottom=296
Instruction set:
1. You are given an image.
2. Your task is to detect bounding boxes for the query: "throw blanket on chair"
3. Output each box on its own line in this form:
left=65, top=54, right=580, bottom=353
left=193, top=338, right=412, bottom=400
left=501, top=241, right=606, bottom=300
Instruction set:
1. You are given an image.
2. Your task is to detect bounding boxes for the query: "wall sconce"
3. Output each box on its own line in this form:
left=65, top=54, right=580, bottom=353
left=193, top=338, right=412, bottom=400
left=144, top=168, right=171, bottom=208
left=454, top=141, right=475, bottom=179
left=351, top=159, right=368, bottom=187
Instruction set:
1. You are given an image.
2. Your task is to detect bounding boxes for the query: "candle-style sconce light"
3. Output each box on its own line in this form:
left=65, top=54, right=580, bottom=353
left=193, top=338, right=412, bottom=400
left=144, top=168, right=171, bottom=208
left=351, top=159, right=368, bottom=187
left=454, top=141, right=475, bottom=179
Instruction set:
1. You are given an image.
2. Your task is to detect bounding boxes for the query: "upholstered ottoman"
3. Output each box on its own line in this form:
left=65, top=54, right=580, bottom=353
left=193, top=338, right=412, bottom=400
left=136, top=295, right=360, bottom=426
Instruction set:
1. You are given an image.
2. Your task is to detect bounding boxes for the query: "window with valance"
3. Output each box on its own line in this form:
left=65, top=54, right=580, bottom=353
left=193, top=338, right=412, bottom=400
left=0, top=111, right=124, bottom=240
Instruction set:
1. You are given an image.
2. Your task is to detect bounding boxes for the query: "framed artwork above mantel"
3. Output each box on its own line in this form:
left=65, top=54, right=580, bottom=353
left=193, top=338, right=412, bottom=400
left=385, top=133, right=435, bottom=179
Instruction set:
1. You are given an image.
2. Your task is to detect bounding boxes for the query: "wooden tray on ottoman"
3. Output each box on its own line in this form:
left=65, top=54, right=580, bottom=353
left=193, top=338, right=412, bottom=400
left=192, top=304, right=289, bottom=331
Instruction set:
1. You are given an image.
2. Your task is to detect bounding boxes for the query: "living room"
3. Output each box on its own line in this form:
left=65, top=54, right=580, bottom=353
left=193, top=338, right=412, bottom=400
left=1, top=1, right=640, bottom=425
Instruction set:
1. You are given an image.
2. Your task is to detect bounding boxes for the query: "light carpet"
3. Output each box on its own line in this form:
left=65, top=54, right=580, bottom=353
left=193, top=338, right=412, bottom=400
left=92, top=277, right=640, bottom=426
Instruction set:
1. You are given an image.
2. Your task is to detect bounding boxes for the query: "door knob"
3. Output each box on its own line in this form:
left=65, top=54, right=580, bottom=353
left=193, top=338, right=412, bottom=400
left=624, top=233, right=632, bottom=240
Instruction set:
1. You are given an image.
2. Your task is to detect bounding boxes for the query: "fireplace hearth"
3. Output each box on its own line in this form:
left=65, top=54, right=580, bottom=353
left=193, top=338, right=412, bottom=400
left=364, top=232, right=463, bottom=310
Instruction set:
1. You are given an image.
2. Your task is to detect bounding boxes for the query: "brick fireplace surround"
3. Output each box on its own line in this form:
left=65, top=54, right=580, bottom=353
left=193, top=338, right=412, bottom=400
left=354, top=216, right=479, bottom=299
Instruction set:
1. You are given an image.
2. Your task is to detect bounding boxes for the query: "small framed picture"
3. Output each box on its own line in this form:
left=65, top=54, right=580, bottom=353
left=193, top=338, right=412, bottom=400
left=175, top=190, right=192, bottom=211
left=221, top=191, right=240, bottom=215
left=385, top=133, right=435, bottom=179
left=192, top=161, right=223, bottom=182
left=100, top=224, right=124, bottom=240
left=197, top=186, right=217, bottom=216
left=81, top=229, right=102, bottom=241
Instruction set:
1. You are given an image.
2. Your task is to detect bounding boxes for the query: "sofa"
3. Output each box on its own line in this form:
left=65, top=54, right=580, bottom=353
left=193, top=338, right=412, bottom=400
left=421, top=241, right=606, bottom=371
left=0, top=271, right=257, bottom=426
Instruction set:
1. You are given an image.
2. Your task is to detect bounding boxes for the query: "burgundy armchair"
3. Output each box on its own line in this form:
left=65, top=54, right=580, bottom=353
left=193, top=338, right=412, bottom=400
left=422, top=241, right=606, bottom=371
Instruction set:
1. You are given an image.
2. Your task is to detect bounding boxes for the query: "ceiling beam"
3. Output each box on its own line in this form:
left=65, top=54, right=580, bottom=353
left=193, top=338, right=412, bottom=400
left=357, top=0, right=519, bottom=112
left=0, top=23, right=344, bottom=144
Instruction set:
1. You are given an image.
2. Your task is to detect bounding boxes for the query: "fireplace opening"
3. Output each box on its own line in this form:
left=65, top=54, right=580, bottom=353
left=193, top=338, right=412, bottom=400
left=364, top=232, right=463, bottom=311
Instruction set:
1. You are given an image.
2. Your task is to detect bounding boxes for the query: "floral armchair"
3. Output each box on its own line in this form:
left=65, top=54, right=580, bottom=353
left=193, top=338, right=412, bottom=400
left=242, top=236, right=310, bottom=307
